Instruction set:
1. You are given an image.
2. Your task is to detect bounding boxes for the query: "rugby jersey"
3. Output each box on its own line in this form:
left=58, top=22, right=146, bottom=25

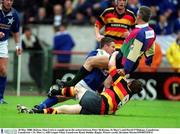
left=0, top=5, right=20, bottom=41
left=120, top=23, right=156, bottom=74
left=100, top=66, right=132, bottom=114
left=83, top=49, right=109, bottom=91
left=95, top=7, right=136, bottom=50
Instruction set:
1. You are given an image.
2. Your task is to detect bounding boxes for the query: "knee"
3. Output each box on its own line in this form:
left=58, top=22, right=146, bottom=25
left=0, top=65, right=7, bottom=77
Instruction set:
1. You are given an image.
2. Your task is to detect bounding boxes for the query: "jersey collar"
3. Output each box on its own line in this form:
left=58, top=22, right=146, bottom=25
left=135, top=23, right=149, bottom=28
left=0, top=4, right=13, bottom=17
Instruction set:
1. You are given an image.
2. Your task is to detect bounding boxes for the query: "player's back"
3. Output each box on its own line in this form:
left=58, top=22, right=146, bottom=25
left=100, top=77, right=133, bottom=114
left=119, top=24, right=156, bottom=73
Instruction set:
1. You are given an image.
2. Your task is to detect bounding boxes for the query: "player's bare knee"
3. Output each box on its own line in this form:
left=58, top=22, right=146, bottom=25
left=0, top=65, right=7, bottom=77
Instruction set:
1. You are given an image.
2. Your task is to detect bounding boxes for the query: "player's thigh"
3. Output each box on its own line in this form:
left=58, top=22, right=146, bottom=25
left=56, top=104, right=82, bottom=114
left=0, top=58, right=8, bottom=75
left=74, top=83, right=88, bottom=100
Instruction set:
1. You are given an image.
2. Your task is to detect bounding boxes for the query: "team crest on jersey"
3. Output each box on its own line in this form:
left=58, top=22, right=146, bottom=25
left=8, top=17, right=14, bottom=25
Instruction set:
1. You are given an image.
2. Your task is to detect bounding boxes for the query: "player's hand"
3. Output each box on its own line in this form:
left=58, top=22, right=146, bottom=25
left=117, top=69, right=125, bottom=76
left=0, top=32, right=5, bottom=38
left=122, top=31, right=129, bottom=38
left=16, top=47, right=22, bottom=55
left=96, top=34, right=104, bottom=42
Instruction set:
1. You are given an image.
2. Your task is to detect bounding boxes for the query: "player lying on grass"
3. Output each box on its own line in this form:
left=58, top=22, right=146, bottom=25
left=17, top=52, right=142, bottom=115
left=25, top=37, right=116, bottom=111
left=57, top=6, right=156, bottom=88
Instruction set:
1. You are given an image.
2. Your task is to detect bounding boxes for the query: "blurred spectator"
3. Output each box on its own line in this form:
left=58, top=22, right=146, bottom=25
left=149, top=6, right=158, bottom=30
left=72, top=11, right=88, bottom=25
left=30, top=7, right=52, bottom=24
left=22, top=26, right=44, bottom=93
left=37, top=0, right=53, bottom=19
left=53, top=4, right=63, bottom=27
left=138, top=43, right=163, bottom=72
left=53, top=24, right=75, bottom=64
left=158, top=0, right=178, bottom=21
left=174, top=8, right=180, bottom=34
left=127, top=0, right=140, bottom=15
left=92, top=0, right=112, bottom=17
left=155, top=14, right=173, bottom=35
left=63, top=0, right=74, bottom=23
left=166, top=32, right=180, bottom=72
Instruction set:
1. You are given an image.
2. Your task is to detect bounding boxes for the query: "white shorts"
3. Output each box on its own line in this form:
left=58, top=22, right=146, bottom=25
left=0, top=40, right=8, bottom=58
left=75, top=80, right=95, bottom=100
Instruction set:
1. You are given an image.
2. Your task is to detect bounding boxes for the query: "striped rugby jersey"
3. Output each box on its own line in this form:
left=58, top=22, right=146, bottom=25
left=95, top=7, right=136, bottom=50
left=100, top=66, right=133, bottom=114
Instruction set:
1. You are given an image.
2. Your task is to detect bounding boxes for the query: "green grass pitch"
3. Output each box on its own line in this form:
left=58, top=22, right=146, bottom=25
left=0, top=96, right=180, bottom=128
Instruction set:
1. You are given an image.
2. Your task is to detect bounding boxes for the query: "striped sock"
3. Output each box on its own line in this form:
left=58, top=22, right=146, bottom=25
left=61, top=87, right=75, bottom=97
left=43, top=108, right=57, bottom=114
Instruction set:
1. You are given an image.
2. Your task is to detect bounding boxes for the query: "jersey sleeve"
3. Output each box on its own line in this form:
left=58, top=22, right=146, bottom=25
left=95, top=9, right=106, bottom=29
left=124, top=31, right=144, bottom=74
left=11, top=12, right=20, bottom=33
left=144, top=41, right=155, bottom=65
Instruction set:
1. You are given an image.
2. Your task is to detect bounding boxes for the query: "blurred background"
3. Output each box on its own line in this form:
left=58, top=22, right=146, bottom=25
left=6, top=0, right=180, bottom=101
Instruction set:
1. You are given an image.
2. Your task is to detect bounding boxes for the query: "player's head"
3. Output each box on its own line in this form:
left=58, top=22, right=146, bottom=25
left=136, top=6, right=151, bottom=23
left=128, top=79, right=143, bottom=94
left=23, top=26, right=32, bottom=38
left=114, top=0, right=127, bottom=10
left=100, top=37, right=115, bottom=55
left=2, top=0, right=14, bottom=11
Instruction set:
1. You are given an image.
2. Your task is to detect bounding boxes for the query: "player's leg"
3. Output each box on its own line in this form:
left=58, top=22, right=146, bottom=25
left=17, top=104, right=82, bottom=114
left=64, top=55, right=109, bottom=87
left=34, top=84, right=74, bottom=110
left=0, top=57, right=8, bottom=104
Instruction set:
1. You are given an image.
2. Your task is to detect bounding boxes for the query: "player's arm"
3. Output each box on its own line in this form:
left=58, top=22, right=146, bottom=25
left=94, top=10, right=105, bottom=41
left=124, top=38, right=144, bottom=74
left=11, top=13, right=22, bottom=55
left=12, top=32, right=22, bottom=55
left=83, top=55, right=109, bottom=71
left=108, top=52, right=125, bottom=83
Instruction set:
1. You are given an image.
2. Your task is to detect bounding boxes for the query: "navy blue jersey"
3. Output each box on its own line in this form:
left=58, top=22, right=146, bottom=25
left=0, top=7, right=20, bottom=41
left=83, top=49, right=109, bottom=91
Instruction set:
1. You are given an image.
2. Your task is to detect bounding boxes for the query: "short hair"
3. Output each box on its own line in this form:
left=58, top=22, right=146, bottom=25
left=138, top=6, right=151, bottom=22
left=129, top=80, right=143, bottom=94
left=100, top=37, right=114, bottom=48
left=22, top=26, right=31, bottom=33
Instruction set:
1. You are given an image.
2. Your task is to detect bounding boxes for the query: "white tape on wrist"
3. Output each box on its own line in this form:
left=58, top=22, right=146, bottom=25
left=16, top=43, right=22, bottom=50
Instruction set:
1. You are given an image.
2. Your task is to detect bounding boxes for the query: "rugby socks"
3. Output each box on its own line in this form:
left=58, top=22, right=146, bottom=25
left=60, top=87, right=75, bottom=97
left=65, top=66, right=90, bottom=86
left=38, top=97, right=58, bottom=110
left=33, top=108, right=57, bottom=114
left=0, top=76, right=7, bottom=100
left=43, top=108, right=57, bottom=114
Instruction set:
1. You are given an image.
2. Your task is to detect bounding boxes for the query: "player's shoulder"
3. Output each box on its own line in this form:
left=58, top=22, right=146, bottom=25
left=97, top=49, right=110, bottom=57
left=126, top=9, right=136, bottom=17
left=102, top=7, right=115, bottom=14
left=11, top=8, right=19, bottom=16
left=87, top=50, right=98, bottom=57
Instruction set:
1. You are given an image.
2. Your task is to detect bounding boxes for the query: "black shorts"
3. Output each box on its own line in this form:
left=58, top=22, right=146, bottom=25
left=79, top=90, right=101, bottom=115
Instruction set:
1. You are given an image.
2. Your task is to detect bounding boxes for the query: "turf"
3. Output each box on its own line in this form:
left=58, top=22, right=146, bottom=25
left=0, top=96, right=180, bottom=128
